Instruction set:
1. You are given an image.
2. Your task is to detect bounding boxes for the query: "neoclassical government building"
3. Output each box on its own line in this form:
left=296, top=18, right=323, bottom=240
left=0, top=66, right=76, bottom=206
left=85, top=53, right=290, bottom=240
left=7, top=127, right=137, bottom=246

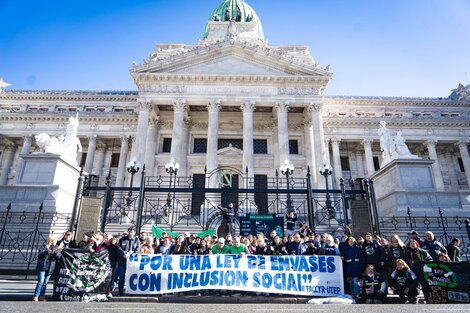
left=1, top=0, right=470, bottom=212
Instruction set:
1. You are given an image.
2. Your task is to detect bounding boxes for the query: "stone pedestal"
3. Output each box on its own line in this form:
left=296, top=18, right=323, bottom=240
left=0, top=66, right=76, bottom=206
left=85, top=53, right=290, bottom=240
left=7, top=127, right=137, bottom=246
left=370, top=159, right=436, bottom=216
left=10, top=153, right=81, bottom=214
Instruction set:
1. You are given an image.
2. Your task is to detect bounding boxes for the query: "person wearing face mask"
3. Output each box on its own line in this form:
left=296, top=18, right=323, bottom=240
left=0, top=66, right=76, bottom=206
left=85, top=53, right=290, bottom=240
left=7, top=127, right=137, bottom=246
left=390, top=259, right=419, bottom=304
left=360, top=264, right=387, bottom=304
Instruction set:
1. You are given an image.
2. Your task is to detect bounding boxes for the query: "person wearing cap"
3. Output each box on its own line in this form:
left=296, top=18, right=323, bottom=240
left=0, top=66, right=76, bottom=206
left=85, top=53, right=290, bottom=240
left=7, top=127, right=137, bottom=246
left=212, top=237, right=229, bottom=254
left=407, top=231, right=423, bottom=247
left=335, top=227, right=345, bottom=243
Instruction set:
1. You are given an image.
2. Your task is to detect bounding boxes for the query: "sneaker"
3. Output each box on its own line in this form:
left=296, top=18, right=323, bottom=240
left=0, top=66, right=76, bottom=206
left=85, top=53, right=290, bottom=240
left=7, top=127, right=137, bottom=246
left=38, top=297, right=47, bottom=302
left=32, top=297, right=38, bottom=302
left=107, top=292, right=113, bottom=298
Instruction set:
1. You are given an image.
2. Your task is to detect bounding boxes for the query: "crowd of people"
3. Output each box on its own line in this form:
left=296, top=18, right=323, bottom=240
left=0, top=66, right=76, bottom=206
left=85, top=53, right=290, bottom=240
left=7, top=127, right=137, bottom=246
left=34, top=221, right=463, bottom=303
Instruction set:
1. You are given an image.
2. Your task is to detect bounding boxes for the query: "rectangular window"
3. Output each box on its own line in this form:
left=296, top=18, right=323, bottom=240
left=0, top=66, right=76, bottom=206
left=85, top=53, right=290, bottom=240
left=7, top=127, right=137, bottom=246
left=373, top=156, right=380, bottom=171
left=218, top=139, right=243, bottom=150
left=458, top=157, right=465, bottom=172
left=110, top=153, right=120, bottom=167
left=194, top=138, right=208, bottom=153
left=80, top=153, right=87, bottom=167
left=253, top=139, right=268, bottom=154
left=289, top=140, right=299, bottom=155
left=340, top=156, right=350, bottom=171
left=162, top=138, right=172, bottom=153
left=254, top=175, right=268, bottom=214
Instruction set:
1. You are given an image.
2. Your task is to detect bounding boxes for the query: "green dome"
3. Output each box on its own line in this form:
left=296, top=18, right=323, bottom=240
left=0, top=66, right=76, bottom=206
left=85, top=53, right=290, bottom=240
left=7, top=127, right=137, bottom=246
left=203, top=0, right=265, bottom=42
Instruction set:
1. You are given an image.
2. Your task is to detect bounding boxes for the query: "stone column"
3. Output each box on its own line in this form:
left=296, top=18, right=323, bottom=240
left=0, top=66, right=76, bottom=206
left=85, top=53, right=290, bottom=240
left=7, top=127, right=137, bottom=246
left=84, top=135, right=97, bottom=174
left=425, top=140, right=444, bottom=191
left=144, top=116, right=159, bottom=177
left=92, top=143, right=107, bottom=177
left=362, top=139, right=375, bottom=177
left=179, top=116, right=191, bottom=177
left=115, top=136, right=129, bottom=188
left=274, top=101, right=290, bottom=166
left=457, top=141, right=470, bottom=188
left=303, top=120, right=315, bottom=179
left=307, top=102, right=326, bottom=188
left=170, top=99, right=187, bottom=166
left=0, top=140, right=16, bottom=185
left=331, top=138, right=342, bottom=187
left=132, top=100, right=152, bottom=165
left=355, top=148, right=365, bottom=178
left=206, top=100, right=221, bottom=187
left=445, top=147, right=459, bottom=190
left=241, top=101, right=255, bottom=181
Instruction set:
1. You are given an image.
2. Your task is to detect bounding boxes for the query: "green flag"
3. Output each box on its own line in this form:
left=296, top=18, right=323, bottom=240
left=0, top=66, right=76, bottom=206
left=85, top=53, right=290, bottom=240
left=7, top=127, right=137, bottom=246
left=151, top=225, right=215, bottom=239
left=151, top=225, right=180, bottom=239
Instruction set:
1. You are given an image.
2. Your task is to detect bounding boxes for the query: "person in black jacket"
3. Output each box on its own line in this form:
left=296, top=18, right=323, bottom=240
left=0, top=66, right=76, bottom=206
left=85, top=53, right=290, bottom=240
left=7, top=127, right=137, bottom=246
left=104, top=235, right=119, bottom=298
left=116, top=227, right=140, bottom=296
left=341, top=237, right=365, bottom=298
left=405, top=239, right=433, bottom=273
left=362, top=233, right=383, bottom=273
left=421, top=231, right=447, bottom=262
left=360, top=264, right=387, bottom=304
left=33, top=236, right=62, bottom=301
left=389, top=259, right=419, bottom=304
left=446, top=238, right=461, bottom=262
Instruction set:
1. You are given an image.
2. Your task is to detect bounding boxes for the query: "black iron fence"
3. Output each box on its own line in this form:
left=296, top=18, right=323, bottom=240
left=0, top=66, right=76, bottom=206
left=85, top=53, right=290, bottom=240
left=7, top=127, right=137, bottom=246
left=0, top=203, right=72, bottom=277
left=378, top=207, right=470, bottom=261
left=81, top=167, right=364, bottom=236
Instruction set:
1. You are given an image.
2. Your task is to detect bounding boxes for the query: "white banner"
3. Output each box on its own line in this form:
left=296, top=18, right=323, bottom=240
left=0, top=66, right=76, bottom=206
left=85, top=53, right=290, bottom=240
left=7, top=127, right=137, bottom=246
left=126, top=254, right=344, bottom=296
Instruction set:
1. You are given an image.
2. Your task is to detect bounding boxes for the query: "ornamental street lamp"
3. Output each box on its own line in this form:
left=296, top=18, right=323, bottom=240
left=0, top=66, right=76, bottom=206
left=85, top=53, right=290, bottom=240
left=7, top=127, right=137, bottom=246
left=319, top=163, right=335, bottom=219
left=280, top=159, right=295, bottom=212
left=165, top=159, right=179, bottom=230
left=126, top=160, right=141, bottom=205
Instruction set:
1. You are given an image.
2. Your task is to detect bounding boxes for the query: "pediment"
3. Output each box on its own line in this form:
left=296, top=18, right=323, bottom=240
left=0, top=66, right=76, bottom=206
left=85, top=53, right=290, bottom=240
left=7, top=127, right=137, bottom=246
left=217, top=145, right=243, bottom=156
left=170, top=56, right=287, bottom=76
left=133, top=41, right=331, bottom=78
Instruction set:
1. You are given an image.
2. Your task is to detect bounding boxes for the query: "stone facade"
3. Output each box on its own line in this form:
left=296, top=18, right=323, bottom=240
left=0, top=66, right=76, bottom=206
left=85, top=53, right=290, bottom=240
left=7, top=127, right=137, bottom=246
left=1, top=0, right=470, bottom=216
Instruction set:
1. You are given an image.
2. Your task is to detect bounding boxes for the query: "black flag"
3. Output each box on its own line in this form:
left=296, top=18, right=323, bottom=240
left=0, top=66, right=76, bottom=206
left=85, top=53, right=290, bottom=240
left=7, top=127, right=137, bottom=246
left=53, top=248, right=112, bottom=302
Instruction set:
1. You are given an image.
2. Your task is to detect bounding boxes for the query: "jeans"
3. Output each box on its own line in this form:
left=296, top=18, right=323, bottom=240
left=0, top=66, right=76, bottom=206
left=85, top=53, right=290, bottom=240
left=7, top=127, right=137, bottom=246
left=33, top=271, right=51, bottom=298
left=227, top=222, right=235, bottom=237
left=116, top=264, right=127, bottom=296
left=347, top=276, right=361, bottom=297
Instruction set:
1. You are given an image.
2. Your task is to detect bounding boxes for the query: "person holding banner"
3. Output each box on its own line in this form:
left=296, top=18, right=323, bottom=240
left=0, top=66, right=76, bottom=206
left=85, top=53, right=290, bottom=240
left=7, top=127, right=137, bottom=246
left=421, top=231, right=447, bottom=262
left=33, top=236, right=62, bottom=302
left=212, top=237, right=230, bottom=254
left=405, top=239, right=433, bottom=273
left=228, top=236, right=248, bottom=256
left=389, top=259, right=419, bottom=304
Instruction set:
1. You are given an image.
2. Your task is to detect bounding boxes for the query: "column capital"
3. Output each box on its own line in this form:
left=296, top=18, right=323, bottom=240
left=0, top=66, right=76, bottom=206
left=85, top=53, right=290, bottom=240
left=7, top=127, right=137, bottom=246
left=306, top=102, right=323, bottom=113
left=424, top=140, right=438, bottom=148
left=3, top=139, right=15, bottom=150
left=88, top=134, right=97, bottom=143
left=149, top=115, right=160, bottom=127
left=456, top=140, right=469, bottom=149
left=274, top=101, right=290, bottom=114
left=361, top=138, right=373, bottom=147
left=240, top=101, right=256, bottom=112
left=23, top=134, right=33, bottom=143
left=330, top=138, right=342, bottom=145
left=120, top=135, right=130, bottom=145
left=207, top=99, right=221, bottom=112
left=302, top=119, right=312, bottom=129
left=172, top=98, right=188, bottom=112
left=137, top=99, right=152, bottom=112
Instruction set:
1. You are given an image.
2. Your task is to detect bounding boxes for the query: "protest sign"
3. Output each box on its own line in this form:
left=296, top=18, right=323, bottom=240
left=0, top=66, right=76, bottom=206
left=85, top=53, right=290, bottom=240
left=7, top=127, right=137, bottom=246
left=53, top=248, right=112, bottom=302
left=414, top=261, right=470, bottom=303
left=126, top=254, right=344, bottom=296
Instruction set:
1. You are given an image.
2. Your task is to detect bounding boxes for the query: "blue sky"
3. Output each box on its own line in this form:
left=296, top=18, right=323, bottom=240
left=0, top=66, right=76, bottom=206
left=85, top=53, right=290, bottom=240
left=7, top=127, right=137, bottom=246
left=0, top=0, right=469, bottom=97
